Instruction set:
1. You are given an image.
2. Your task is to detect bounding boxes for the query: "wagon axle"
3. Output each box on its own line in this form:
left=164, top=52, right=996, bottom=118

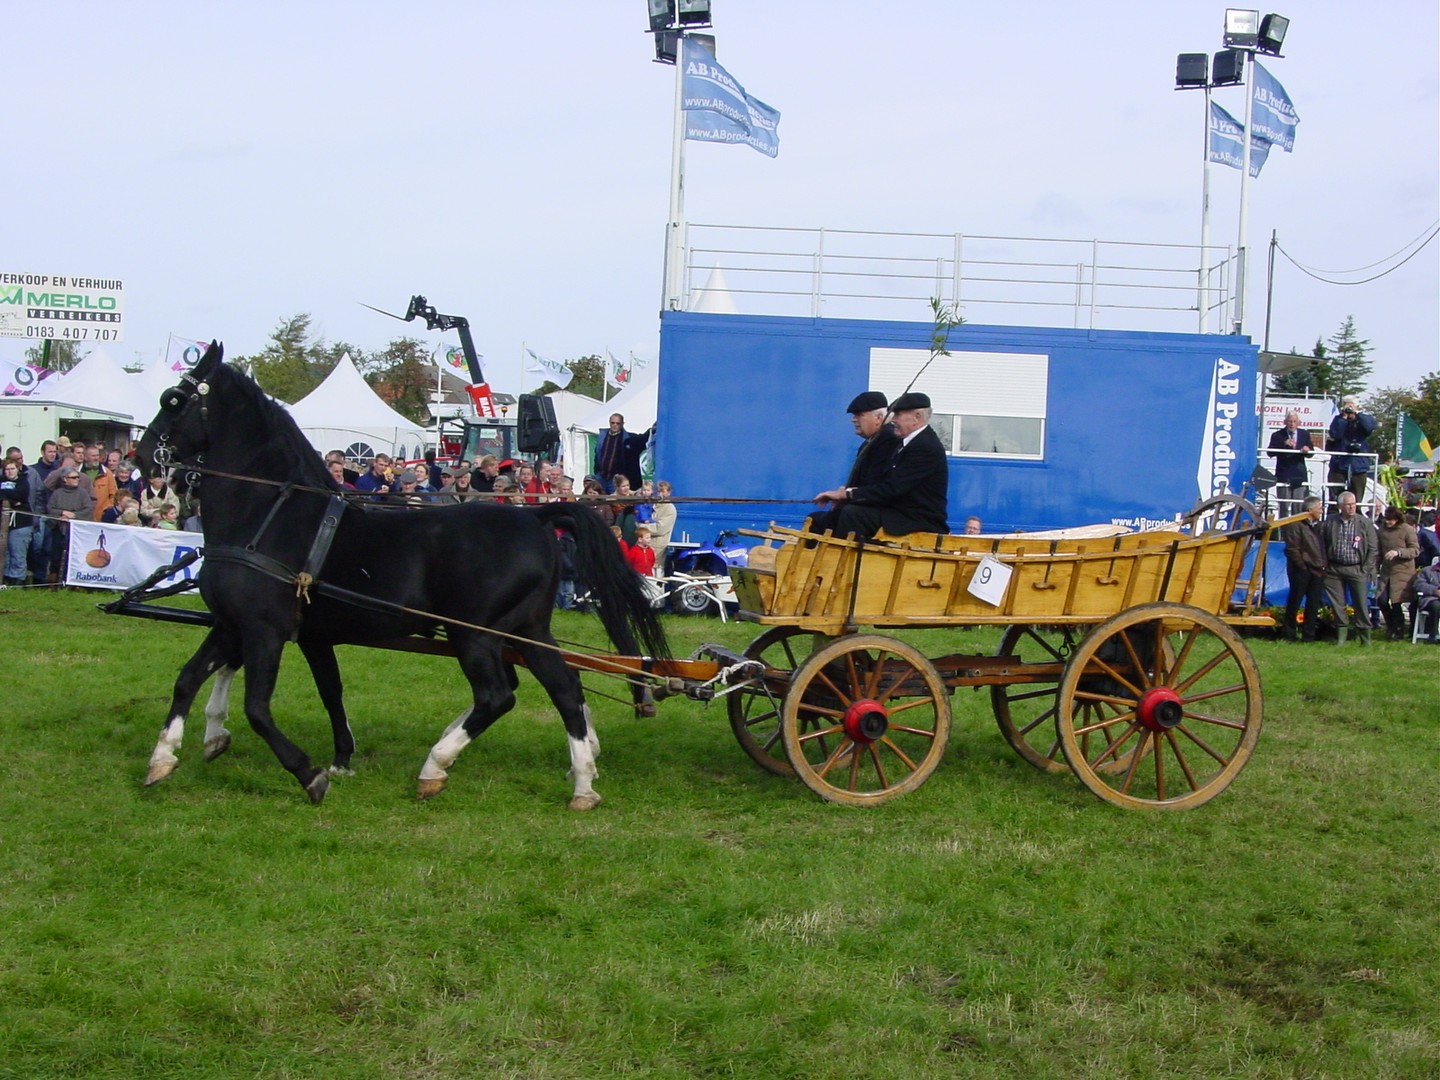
left=1137, top=686, right=1184, bottom=732
left=842, top=699, right=889, bottom=744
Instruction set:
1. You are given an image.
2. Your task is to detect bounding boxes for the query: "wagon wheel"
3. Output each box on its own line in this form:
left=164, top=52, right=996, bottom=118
left=1057, top=603, right=1262, bottom=810
left=1181, top=493, right=1264, bottom=535
left=991, top=625, right=1079, bottom=773
left=726, top=626, right=829, bottom=776
left=781, top=634, right=951, bottom=806
left=992, top=625, right=1158, bottom=775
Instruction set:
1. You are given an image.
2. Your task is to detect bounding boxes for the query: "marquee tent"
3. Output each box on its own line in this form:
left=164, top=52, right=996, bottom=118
left=44, top=348, right=157, bottom=422
left=286, top=353, right=427, bottom=463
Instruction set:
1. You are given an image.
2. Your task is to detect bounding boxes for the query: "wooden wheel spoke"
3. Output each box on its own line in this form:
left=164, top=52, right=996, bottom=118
left=886, top=721, right=940, bottom=741
left=876, top=734, right=922, bottom=772
left=1098, top=723, right=1143, bottom=772
left=1152, top=730, right=1166, bottom=800
left=866, top=743, right=891, bottom=787
left=1177, top=682, right=1247, bottom=707
left=814, top=738, right=856, bottom=779
left=1118, top=729, right=1151, bottom=793
left=1021, top=629, right=1068, bottom=661
left=1180, top=708, right=1246, bottom=730
left=1071, top=688, right=1143, bottom=711
left=1169, top=646, right=1230, bottom=696
left=1007, top=685, right=1062, bottom=704
left=1150, top=621, right=1170, bottom=682
left=1118, top=631, right=1154, bottom=692
left=847, top=743, right=863, bottom=788
left=884, top=696, right=938, bottom=718
left=796, top=700, right=844, bottom=719
left=1173, top=722, right=1232, bottom=765
left=1164, top=729, right=1201, bottom=791
left=875, top=661, right=922, bottom=706
left=798, top=721, right=844, bottom=745
left=1083, top=654, right=1147, bottom=699
left=1018, top=704, right=1059, bottom=737
left=1072, top=702, right=1137, bottom=736
left=845, top=650, right=866, bottom=699
left=812, top=667, right=850, bottom=707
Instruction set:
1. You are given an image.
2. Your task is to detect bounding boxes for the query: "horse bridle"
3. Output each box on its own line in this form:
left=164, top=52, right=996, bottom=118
left=152, top=368, right=211, bottom=491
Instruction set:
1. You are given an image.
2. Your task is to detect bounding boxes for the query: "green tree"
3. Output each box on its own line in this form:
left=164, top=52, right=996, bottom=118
left=1361, top=385, right=1417, bottom=465
left=23, top=340, right=87, bottom=373
left=1324, top=316, right=1373, bottom=397
left=359, top=338, right=434, bottom=425
left=1407, top=373, right=1440, bottom=446
left=238, top=314, right=328, bottom=402
left=531, top=355, right=606, bottom=400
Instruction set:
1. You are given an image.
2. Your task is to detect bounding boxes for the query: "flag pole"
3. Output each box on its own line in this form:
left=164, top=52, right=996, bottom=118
left=1199, top=87, right=1213, bottom=333
left=1235, top=53, right=1256, bottom=335
left=663, top=34, right=687, bottom=312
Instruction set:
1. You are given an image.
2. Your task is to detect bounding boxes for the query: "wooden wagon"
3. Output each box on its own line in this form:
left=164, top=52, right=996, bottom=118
left=716, top=506, right=1283, bottom=810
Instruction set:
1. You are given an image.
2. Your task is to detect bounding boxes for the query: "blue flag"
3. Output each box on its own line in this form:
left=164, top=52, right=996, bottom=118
left=1208, top=101, right=1270, bottom=178
left=680, top=36, right=780, bottom=157
left=1250, top=62, right=1299, bottom=152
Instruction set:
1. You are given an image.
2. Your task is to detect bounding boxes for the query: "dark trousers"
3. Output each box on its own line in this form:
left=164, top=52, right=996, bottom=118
left=1284, top=562, right=1324, bottom=639
left=1275, top=482, right=1307, bottom=518
left=1327, top=467, right=1369, bottom=502
left=807, top=503, right=885, bottom=541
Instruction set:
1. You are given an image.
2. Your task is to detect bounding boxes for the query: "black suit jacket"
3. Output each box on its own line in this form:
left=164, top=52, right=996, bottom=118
left=846, top=425, right=901, bottom=488
left=849, top=425, right=949, bottom=535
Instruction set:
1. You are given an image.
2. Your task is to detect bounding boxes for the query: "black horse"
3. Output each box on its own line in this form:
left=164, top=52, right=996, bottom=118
left=135, top=343, right=666, bottom=807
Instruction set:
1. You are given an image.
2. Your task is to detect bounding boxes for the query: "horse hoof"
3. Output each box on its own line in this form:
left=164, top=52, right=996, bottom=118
left=144, top=760, right=178, bottom=786
left=328, top=764, right=355, bottom=777
left=203, top=733, right=231, bottom=761
left=305, top=772, right=330, bottom=804
left=635, top=704, right=657, bottom=718
left=567, top=793, right=602, bottom=811
left=417, top=777, right=447, bottom=800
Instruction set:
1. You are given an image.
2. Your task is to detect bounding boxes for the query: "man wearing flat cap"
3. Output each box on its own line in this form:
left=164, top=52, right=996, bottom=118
left=808, top=391, right=901, bottom=538
left=813, top=390, right=948, bottom=539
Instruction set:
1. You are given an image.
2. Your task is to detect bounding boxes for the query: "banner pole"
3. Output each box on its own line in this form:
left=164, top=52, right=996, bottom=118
left=1199, top=86, right=1213, bottom=333
left=1235, top=54, right=1256, bottom=336
left=663, top=35, right=687, bottom=312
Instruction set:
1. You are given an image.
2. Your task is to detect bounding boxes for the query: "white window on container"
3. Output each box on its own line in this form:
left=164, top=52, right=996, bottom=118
left=869, top=347, right=1049, bottom=460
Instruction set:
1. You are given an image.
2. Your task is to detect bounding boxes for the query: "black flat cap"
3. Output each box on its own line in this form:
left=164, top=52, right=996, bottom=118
left=890, top=391, right=931, bottom=412
left=846, top=391, right=887, bottom=413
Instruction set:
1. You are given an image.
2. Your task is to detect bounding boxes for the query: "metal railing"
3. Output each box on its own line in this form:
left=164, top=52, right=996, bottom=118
left=677, top=224, right=1237, bottom=334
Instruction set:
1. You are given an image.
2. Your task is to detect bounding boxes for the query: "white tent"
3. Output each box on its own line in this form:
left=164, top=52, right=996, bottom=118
left=286, top=353, right=428, bottom=463
left=566, top=369, right=660, bottom=480
left=44, top=348, right=156, bottom=422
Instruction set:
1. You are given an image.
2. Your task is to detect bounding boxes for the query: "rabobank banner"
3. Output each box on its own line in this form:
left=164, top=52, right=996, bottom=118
left=680, top=37, right=780, bottom=157
left=1208, top=101, right=1270, bottom=178
left=64, top=520, right=204, bottom=591
left=1251, top=62, right=1298, bottom=152
left=1197, top=356, right=1245, bottom=501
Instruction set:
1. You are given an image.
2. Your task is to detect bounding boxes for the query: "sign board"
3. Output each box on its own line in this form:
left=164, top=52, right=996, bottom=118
left=966, top=555, right=1013, bottom=607
left=1257, top=394, right=1333, bottom=440
left=64, top=520, right=201, bottom=590
left=0, top=272, right=124, bottom=343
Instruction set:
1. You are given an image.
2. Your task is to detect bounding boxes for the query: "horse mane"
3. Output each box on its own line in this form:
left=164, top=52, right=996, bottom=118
left=214, top=362, right=336, bottom=488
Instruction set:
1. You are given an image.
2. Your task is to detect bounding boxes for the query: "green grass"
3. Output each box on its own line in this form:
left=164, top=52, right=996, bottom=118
left=0, top=588, right=1437, bottom=1078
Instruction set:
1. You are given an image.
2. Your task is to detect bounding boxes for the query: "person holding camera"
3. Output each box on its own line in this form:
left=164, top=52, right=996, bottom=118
left=1326, top=395, right=1377, bottom=502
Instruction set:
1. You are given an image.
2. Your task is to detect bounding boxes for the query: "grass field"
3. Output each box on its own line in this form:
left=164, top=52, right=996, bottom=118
left=1, top=587, right=1437, bottom=1078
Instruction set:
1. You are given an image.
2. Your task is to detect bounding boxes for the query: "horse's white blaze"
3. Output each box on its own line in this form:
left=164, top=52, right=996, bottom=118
left=149, top=715, right=185, bottom=768
left=567, top=733, right=599, bottom=800
left=203, top=667, right=236, bottom=746
left=420, top=709, right=474, bottom=781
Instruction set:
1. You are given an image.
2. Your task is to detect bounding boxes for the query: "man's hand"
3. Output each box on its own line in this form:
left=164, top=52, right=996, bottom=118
left=814, top=487, right=848, bottom=506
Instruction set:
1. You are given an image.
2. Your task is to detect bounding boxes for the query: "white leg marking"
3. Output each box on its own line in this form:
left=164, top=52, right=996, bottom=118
left=420, top=709, right=474, bottom=782
left=567, top=733, right=600, bottom=804
left=202, top=667, right=236, bottom=754
left=584, top=702, right=600, bottom=758
left=148, top=715, right=186, bottom=770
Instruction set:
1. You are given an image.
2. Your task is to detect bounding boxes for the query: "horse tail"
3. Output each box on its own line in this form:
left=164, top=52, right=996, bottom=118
left=531, top=503, right=669, bottom=661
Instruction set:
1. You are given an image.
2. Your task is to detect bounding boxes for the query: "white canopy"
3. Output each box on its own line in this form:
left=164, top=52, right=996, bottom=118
left=44, top=348, right=157, bottom=422
left=286, top=353, right=428, bottom=462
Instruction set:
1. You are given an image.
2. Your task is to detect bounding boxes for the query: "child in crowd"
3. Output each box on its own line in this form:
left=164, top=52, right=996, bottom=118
left=625, top=526, right=656, bottom=577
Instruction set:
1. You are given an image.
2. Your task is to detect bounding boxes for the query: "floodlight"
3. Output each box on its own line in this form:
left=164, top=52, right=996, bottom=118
left=1176, top=53, right=1209, bottom=89
left=1223, top=9, right=1260, bottom=49
left=653, top=29, right=679, bottom=64
left=1211, top=48, right=1245, bottom=86
left=647, top=0, right=674, bottom=34
left=677, top=0, right=712, bottom=27
left=1258, top=13, right=1288, bottom=56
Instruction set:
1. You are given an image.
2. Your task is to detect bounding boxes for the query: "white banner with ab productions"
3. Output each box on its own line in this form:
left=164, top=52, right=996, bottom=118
left=64, top=520, right=204, bottom=591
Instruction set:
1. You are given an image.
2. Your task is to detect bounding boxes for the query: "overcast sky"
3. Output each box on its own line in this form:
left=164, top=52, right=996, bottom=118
left=4, top=0, right=1436, bottom=398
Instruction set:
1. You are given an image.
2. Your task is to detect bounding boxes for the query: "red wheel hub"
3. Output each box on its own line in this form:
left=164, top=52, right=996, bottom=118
left=842, top=698, right=889, bottom=743
left=1137, top=686, right=1184, bottom=731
